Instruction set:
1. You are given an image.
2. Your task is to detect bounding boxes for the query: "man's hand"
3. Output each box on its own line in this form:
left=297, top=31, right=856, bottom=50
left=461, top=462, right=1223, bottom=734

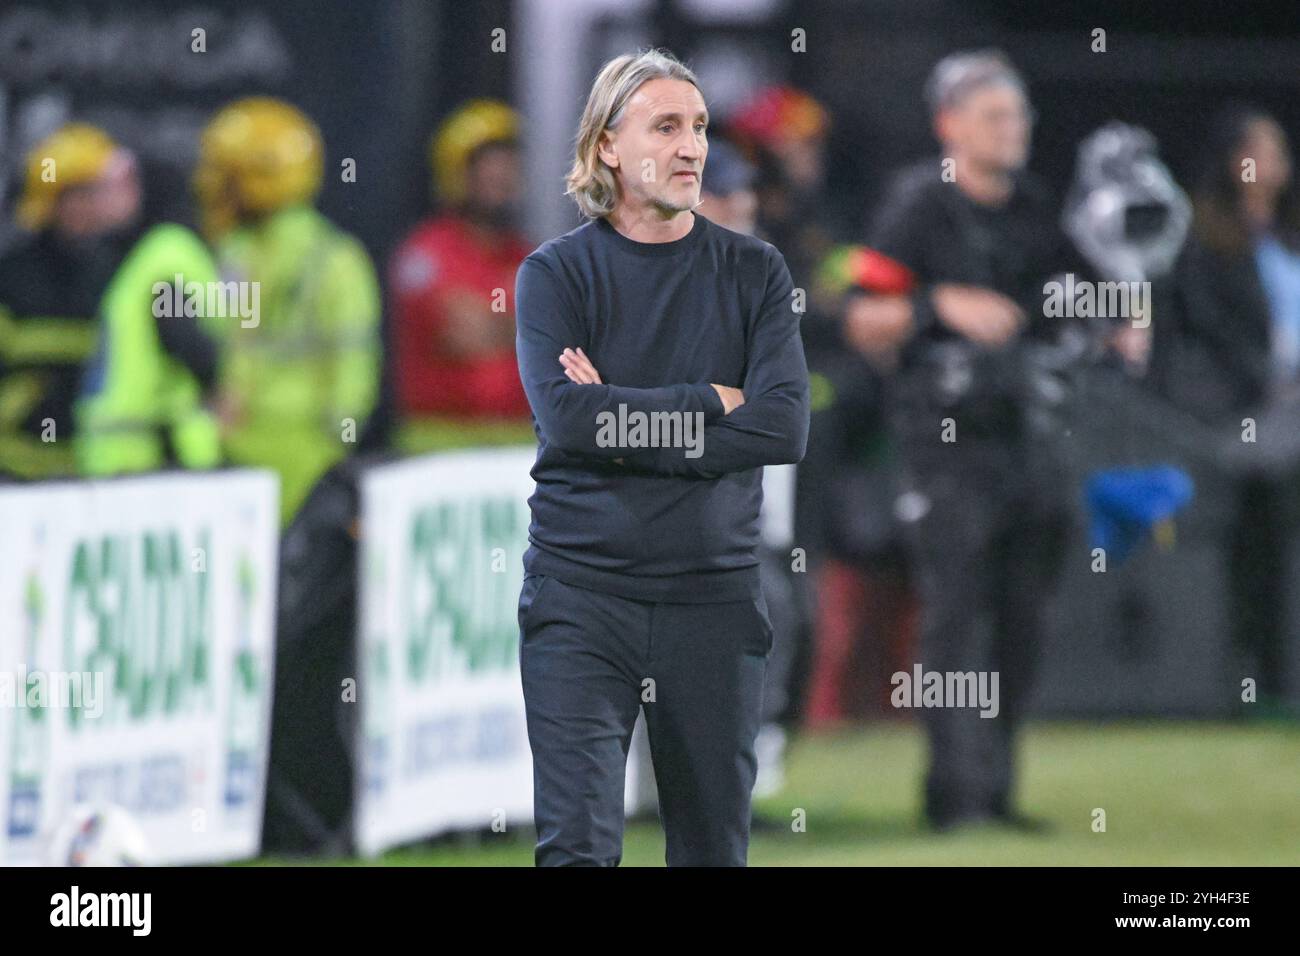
left=215, top=390, right=244, bottom=431
left=710, top=384, right=745, bottom=415
left=559, top=347, right=602, bottom=384
left=844, top=294, right=914, bottom=366
left=558, top=347, right=623, bottom=461
left=559, top=346, right=745, bottom=416
left=1108, top=323, right=1152, bottom=374
left=930, top=283, right=1024, bottom=347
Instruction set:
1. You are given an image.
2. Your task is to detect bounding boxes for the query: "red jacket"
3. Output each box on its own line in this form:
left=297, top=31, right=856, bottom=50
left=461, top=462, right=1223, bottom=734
left=389, top=216, right=532, bottom=418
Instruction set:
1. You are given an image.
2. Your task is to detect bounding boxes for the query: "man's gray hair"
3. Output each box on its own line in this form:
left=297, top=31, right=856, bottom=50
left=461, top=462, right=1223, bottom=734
left=924, top=49, right=1026, bottom=116
left=565, top=48, right=702, bottom=219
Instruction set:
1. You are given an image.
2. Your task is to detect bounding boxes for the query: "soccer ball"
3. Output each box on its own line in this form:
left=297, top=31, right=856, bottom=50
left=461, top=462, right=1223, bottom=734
left=48, top=804, right=154, bottom=867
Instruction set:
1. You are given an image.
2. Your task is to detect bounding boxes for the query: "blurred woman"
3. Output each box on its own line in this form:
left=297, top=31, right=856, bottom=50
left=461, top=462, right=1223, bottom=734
left=1152, top=104, right=1300, bottom=713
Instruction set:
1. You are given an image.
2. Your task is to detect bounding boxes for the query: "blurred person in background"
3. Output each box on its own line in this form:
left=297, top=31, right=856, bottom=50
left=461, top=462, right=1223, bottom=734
left=195, top=97, right=381, bottom=523
left=729, top=85, right=836, bottom=303
left=801, top=242, right=921, bottom=728
left=0, top=124, right=116, bottom=480
left=695, top=137, right=759, bottom=234
left=729, top=85, right=859, bottom=733
left=389, top=99, right=534, bottom=455
left=0, top=123, right=221, bottom=479
left=1150, top=104, right=1300, bottom=714
left=849, top=50, right=1078, bottom=831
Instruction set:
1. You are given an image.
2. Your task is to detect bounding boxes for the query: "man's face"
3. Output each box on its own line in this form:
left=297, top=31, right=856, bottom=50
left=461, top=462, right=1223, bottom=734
left=1238, top=118, right=1292, bottom=197
left=599, top=77, right=708, bottom=216
left=54, top=149, right=142, bottom=239
left=771, top=137, right=825, bottom=194
left=939, top=83, right=1032, bottom=173
left=464, top=141, right=522, bottom=227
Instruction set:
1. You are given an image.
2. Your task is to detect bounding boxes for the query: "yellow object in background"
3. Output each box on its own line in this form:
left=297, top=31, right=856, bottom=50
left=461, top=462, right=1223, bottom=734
left=194, top=97, right=324, bottom=241
left=429, top=99, right=518, bottom=204
left=1154, top=517, right=1176, bottom=552
left=16, top=124, right=118, bottom=231
left=209, top=205, right=381, bottom=523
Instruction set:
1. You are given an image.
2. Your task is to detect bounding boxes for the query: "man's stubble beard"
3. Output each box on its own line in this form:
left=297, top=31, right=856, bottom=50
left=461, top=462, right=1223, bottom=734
left=649, top=188, right=702, bottom=217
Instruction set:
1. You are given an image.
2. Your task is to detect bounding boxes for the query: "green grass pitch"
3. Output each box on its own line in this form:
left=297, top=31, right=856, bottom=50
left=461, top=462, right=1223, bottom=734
left=255, top=720, right=1300, bottom=866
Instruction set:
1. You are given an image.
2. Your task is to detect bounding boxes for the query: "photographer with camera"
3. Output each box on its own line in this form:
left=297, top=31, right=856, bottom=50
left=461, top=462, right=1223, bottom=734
left=845, top=51, right=1079, bottom=831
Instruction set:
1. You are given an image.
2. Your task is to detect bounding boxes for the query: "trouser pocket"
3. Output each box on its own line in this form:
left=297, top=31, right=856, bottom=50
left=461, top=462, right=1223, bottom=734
left=517, top=573, right=553, bottom=637
left=745, top=590, right=775, bottom=659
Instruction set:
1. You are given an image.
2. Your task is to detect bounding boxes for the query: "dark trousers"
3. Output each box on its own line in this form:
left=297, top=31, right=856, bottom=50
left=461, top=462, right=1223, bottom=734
left=518, top=573, right=772, bottom=866
left=1230, top=476, right=1289, bottom=700
left=897, top=438, right=1070, bottom=824
left=757, top=544, right=808, bottom=726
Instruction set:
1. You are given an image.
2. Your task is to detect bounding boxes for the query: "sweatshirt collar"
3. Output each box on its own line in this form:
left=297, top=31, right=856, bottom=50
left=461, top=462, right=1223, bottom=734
left=595, top=211, right=707, bottom=257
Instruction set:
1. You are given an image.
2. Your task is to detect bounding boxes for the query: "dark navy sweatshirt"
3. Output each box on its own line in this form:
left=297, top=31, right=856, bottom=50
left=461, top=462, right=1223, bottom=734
left=514, top=212, right=810, bottom=604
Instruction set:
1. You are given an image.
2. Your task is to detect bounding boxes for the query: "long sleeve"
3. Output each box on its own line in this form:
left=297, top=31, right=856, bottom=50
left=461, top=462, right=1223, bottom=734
left=515, top=255, right=726, bottom=459
left=868, top=172, right=940, bottom=339
left=155, top=308, right=219, bottom=392
left=622, top=245, right=810, bottom=478
left=149, top=226, right=221, bottom=393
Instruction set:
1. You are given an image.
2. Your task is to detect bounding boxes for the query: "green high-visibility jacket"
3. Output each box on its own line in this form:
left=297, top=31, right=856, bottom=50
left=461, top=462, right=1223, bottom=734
left=75, top=223, right=222, bottom=476
left=209, top=205, right=381, bottom=521
left=0, top=228, right=115, bottom=480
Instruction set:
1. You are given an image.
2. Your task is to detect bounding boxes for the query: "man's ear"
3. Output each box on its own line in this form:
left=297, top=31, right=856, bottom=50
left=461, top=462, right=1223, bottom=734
left=596, top=130, right=619, bottom=170
left=933, top=109, right=957, bottom=147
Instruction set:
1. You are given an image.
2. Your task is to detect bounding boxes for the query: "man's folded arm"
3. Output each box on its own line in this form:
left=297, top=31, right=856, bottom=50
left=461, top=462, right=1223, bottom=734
left=624, top=246, right=810, bottom=478
left=515, top=256, right=726, bottom=458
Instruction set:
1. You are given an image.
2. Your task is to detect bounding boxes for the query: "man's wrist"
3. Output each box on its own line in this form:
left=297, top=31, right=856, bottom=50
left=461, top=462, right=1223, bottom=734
left=695, top=382, right=726, bottom=422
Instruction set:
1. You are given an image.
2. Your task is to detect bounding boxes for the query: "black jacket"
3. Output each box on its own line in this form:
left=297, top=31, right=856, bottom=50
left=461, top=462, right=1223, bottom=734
left=1150, top=234, right=1276, bottom=423
left=867, top=160, right=1079, bottom=444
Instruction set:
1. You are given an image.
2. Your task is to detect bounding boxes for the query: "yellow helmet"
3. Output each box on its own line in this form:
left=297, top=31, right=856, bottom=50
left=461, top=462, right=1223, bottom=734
left=17, top=123, right=120, bottom=231
left=430, top=99, right=518, bottom=205
left=194, top=97, right=323, bottom=239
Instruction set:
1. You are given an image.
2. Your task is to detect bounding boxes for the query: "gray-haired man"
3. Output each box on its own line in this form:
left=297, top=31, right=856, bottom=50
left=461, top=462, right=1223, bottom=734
left=515, top=49, right=810, bottom=865
left=847, top=50, right=1077, bottom=831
